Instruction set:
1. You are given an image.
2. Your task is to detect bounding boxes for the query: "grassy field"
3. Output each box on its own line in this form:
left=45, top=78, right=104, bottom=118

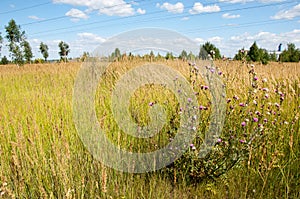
left=0, top=60, right=299, bottom=198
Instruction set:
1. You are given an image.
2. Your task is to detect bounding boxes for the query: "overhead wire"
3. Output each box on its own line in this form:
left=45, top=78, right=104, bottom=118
left=26, top=0, right=297, bottom=38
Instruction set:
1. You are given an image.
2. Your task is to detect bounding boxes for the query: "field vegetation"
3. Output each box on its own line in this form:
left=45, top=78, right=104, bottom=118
left=0, top=60, right=299, bottom=198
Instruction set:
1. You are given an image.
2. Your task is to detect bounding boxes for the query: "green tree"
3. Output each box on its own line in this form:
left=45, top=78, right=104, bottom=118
left=188, top=51, right=195, bottom=60
left=22, top=40, right=33, bottom=63
left=39, top=42, right=49, bottom=61
left=58, top=41, right=70, bottom=62
left=279, top=43, right=300, bottom=62
left=248, top=41, right=260, bottom=62
left=0, top=56, right=9, bottom=65
left=165, top=52, right=174, bottom=60
left=269, top=51, right=277, bottom=62
left=5, top=19, right=26, bottom=66
left=234, top=48, right=247, bottom=61
left=259, top=48, right=270, bottom=65
left=199, top=42, right=221, bottom=60
left=179, top=50, right=188, bottom=61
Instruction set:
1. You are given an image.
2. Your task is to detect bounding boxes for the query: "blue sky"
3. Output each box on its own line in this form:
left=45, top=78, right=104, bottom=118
left=1, top=0, right=300, bottom=59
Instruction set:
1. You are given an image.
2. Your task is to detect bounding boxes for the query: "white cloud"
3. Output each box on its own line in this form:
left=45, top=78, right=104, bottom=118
left=193, top=29, right=300, bottom=58
left=189, top=2, right=220, bottom=14
left=65, top=8, right=89, bottom=21
left=53, top=0, right=135, bottom=16
left=158, top=2, right=184, bottom=14
left=28, top=15, right=45, bottom=20
left=77, top=32, right=106, bottom=43
left=181, top=16, right=189, bottom=20
left=219, top=0, right=284, bottom=3
left=271, top=3, right=300, bottom=20
left=222, top=13, right=240, bottom=19
left=137, top=8, right=146, bottom=14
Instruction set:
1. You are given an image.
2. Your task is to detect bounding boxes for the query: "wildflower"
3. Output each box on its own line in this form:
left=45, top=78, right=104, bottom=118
left=255, top=111, right=261, bottom=116
left=262, top=78, right=267, bottom=83
left=253, top=117, right=259, bottom=122
left=264, top=94, right=269, bottom=99
left=190, top=144, right=196, bottom=150
left=253, top=100, right=257, bottom=105
left=245, top=118, right=249, bottom=122
left=239, top=103, right=245, bottom=107
left=218, top=71, right=222, bottom=75
left=284, top=121, right=289, bottom=125
left=149, top=102, right=154, bottom=106
left=241, top=121, right=246, bottom=127
left=217, top=138, right=222, bottom=143
left=262, top=88, right=269, bottom=92
left=188, top=98, right=192, bottom=102
left=239, top=139, right=246, bottom=143
left=233, top=95, right=239, bottom=100
left=199, top=105, right=205, bottom=110
left=253, top=76, right=258, bottom=81
left=263, top=118, right=268, bottom=123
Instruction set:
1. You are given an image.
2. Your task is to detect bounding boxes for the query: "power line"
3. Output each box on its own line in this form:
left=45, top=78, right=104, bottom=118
left=27, top=0, right=297, bottom=37
left=0, top=1, right=52, bottom=15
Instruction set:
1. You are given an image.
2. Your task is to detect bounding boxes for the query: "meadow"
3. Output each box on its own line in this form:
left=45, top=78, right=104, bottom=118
left=0, top=59, right=299, bottom=198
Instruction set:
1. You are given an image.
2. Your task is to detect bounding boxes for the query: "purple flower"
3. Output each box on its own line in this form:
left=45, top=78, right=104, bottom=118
left=188, top=98, right=192, bottom=102
left=241, top=121, right=246, bottom=127
left=233, top=95, right=239, bottom=100
left=264, top=94, right=269, bottom=99
left=255, top=111, right=261, bottom=116
left=239, top=103, right=245, bottom=107
left=199, top=105, right=205, bottom=110
left=253, top=117, right=259, bottom=122
left=190, top=144, right=196, bottom=150
left=217, top=138, right=222, bottom=143
left=149, top=102, right=154, bottom=106
left=262, top=88, right=269, bottom=92
left=241, top=122, right=246, bottom=126
left=239, top=139, right=246, bottom=143
left=263, top=118, right=268, bottom=123
left=218, top=71, right=222, bottom=75
left=253, top=76, right=258, bottom=81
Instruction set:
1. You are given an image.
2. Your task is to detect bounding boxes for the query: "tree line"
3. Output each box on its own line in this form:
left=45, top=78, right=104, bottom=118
left=0, top=19, right=70, bottom=65
left=1, top=19, right=299, bottom=65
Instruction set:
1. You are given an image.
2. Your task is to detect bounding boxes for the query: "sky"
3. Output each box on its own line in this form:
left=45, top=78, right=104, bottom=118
left=0, top=0, right=300, bottom=60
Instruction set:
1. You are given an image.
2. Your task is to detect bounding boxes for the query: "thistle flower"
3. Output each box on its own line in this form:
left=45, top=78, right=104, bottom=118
left=255, top=111, right=261, bottom=116
left=253, top=100, right=257, bottom=105
left=233, top=95, right=239, bottom=100
left=190, top=144, right=196, bottom=150
left=253, top=117, right=259, bottom=122
left=239, top=139, right=246, bottom=143
left=241, top=121, right=246, bottom=127
left=262, top=88, right=269, bottom=92
left=264, top=94, right=269, bottom=99
left=262, top=78, right=267, bottom=83
left=149, top=102, right=154, bottom=106
left=217, top=138, right=222, bottom=143
left=253, top=76, right=258, bottom=81
left=239, top=103, right=245, bottom=107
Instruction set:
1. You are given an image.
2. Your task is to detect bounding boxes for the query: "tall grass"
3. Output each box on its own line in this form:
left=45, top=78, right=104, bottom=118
left=0, top=61, right=299, bottom=198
